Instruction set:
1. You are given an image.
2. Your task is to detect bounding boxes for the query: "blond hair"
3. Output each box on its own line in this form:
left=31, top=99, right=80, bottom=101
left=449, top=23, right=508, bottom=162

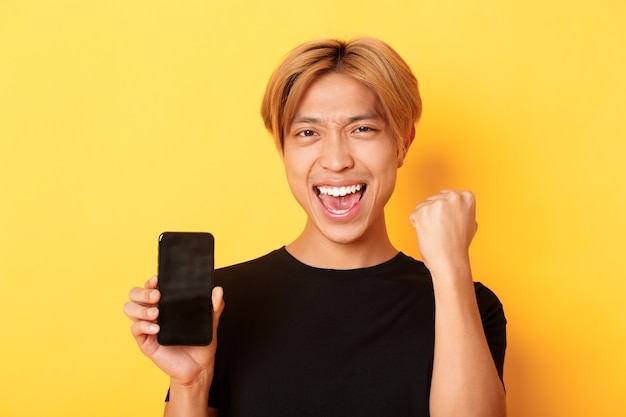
left=261, top=37, right=422, bottom=156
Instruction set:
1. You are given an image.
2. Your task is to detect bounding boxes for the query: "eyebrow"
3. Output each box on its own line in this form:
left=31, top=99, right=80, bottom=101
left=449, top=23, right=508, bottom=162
left=291, top=112, right=382, bottom=125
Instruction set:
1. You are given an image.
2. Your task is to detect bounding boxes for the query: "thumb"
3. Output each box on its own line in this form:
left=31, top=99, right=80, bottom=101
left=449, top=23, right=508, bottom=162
left=211, top=286, right=225, bottom=342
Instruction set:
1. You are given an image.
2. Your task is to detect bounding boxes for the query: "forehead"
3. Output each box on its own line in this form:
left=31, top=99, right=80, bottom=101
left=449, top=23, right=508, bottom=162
left=292, top=72, right=383, bottom=122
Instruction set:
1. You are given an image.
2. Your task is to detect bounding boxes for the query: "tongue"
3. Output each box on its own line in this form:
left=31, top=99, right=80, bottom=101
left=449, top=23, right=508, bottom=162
left=320, top=192, right=362, bottom=213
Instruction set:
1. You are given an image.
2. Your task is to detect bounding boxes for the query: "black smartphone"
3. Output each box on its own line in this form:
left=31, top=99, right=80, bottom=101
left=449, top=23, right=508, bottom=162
left=157, top=232, right=215, bottom=346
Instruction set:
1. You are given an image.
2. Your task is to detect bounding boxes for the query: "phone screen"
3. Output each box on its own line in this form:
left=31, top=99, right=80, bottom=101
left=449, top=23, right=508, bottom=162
left=157, top=232, right=214, bottom=346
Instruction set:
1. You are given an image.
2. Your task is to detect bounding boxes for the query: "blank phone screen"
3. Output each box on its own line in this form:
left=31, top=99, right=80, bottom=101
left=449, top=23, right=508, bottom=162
left=157, top=232, right=214, bottom=346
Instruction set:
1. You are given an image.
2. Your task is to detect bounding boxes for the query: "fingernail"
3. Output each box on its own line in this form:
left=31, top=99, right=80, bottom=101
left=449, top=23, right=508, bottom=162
left=149, top=290, right=159, bottom=300
left=149, top=324, right=159, bottom=332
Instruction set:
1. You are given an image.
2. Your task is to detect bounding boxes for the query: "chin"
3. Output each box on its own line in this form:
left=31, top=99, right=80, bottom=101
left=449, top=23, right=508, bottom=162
left=319, top=225, right=369, bottom=246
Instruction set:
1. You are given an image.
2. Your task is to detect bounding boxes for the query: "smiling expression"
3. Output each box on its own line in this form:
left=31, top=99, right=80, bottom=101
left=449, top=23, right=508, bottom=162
left=282, top=72, right=408, bottom=246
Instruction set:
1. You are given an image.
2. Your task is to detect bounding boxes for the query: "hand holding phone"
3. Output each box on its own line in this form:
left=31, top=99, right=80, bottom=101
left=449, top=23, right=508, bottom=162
left=157, top=232, right=215, bottom=346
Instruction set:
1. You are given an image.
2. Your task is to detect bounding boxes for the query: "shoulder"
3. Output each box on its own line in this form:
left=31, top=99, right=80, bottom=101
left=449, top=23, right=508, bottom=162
left=383, top=252, right=432, bottom=281
left=217, top=248, right=285, bottom=273
left=214, top=247, right=291, bottom=288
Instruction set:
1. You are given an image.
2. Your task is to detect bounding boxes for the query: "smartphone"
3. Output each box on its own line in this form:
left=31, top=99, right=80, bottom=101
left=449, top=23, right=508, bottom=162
left=157, top=232, right=214, bottom=346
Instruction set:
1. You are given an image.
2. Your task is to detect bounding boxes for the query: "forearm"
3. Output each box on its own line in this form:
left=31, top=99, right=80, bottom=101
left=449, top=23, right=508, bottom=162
left=429, top=261, right=506, bottom=417
left=164, top=377, right=212, bottom=417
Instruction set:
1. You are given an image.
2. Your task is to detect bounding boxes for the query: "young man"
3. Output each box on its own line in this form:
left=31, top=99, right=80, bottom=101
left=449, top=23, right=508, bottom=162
left=125, top=37, right=507, bottom=417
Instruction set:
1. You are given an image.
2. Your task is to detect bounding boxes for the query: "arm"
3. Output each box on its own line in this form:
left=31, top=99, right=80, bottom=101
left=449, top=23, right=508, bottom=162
left=123, top=276, right=225, bottom=417
left=410, top=190, right=506, bottom=417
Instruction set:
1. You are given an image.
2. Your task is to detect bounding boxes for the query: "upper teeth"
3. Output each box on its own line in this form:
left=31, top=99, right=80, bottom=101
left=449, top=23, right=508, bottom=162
left=317, top=184, right=363, bottom=197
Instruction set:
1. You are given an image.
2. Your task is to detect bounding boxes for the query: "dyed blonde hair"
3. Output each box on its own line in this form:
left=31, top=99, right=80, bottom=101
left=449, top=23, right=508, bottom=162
left=261, top=37, right=422, bottom=156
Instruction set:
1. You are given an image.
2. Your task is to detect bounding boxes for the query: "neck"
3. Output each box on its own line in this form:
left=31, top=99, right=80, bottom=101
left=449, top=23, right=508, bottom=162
left=286, top=220, right=398, bottom=270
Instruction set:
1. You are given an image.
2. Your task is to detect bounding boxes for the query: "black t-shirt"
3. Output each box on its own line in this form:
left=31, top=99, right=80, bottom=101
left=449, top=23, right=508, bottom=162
left=201, top=247, right=506, bottom=416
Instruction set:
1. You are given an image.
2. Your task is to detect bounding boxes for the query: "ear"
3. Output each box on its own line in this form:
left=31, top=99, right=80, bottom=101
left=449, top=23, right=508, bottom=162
left=397, top=125, right=416, bottom=168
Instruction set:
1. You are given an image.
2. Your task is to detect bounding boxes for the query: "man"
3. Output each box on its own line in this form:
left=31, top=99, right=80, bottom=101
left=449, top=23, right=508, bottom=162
left=125, top=37, right=507, bottom=417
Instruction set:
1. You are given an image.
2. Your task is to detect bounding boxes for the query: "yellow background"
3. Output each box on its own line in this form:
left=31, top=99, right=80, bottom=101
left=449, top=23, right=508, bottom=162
left=1, top=1, right=624, bottom=416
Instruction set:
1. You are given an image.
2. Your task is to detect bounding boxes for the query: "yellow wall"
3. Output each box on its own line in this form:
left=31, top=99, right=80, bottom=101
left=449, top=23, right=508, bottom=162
left=1, top=1, right=624, bottom=416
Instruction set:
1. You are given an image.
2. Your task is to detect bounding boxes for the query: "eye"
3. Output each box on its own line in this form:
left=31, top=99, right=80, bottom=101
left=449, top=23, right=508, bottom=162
left=297, top=129, right=317, bottom=137
left=354, top=126, right=374, bottom=133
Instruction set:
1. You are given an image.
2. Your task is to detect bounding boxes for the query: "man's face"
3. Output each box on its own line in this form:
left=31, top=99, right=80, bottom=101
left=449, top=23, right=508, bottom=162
left=282, top=72, right=405, bottom=246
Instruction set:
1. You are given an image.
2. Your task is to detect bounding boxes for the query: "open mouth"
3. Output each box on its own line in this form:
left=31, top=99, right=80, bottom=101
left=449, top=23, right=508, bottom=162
left=315, top=184, right=366, bottom=215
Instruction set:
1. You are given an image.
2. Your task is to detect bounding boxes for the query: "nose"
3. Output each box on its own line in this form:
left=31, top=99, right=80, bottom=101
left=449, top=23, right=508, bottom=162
left=319, top=133, right=354, bottom=172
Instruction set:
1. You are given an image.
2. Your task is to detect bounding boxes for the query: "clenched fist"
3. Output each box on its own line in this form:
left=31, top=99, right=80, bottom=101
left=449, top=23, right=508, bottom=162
left=409, top=190, right=478, bottom=277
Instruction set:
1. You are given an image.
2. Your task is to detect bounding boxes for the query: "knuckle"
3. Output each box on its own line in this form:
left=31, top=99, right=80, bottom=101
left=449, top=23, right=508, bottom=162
left=461, top=190, right=475, bottom=200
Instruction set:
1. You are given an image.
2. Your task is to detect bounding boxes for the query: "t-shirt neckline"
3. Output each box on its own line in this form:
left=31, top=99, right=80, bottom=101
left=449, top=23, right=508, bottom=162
left=274, top=246, right=410, bottom=277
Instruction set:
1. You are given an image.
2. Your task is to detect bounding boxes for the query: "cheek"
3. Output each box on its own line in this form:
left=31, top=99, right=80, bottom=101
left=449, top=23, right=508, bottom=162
left=282, top=146, right=317, bottom=180
left=371, top=155, right=400, bottom=195
left=358, top=146, right=398, bottom=177
left=283, top=156, right=312, bottom=200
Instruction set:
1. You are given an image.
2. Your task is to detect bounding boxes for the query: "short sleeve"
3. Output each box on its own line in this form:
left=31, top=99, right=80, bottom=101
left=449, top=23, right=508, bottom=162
left=474, top=282, right=507, bottom=382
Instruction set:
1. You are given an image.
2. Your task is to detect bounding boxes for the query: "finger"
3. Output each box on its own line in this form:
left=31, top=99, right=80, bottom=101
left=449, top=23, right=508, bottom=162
left=128, top=286, right=160, bottom=305
left=459, top=189, right=474, bottom=198
left=123, top=300, right=159, bottom=321
left=413, top=198, right=435, bottom=213
left=410, top=197, right=439, bottom=219
left=408, top=209, right=421, bottom=228
left=212, top=286, right=225, bottom=315
left=144, top=275, right=158, bottom=289
left=423, top=190, right=457, bottom=203
left=409, top=200, right=431, bottom=227
left=130, top=320, right=160, bottom=338
left=425, top=193, right=444, bottom=201
left=211, top=286, right=225, bottom=343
